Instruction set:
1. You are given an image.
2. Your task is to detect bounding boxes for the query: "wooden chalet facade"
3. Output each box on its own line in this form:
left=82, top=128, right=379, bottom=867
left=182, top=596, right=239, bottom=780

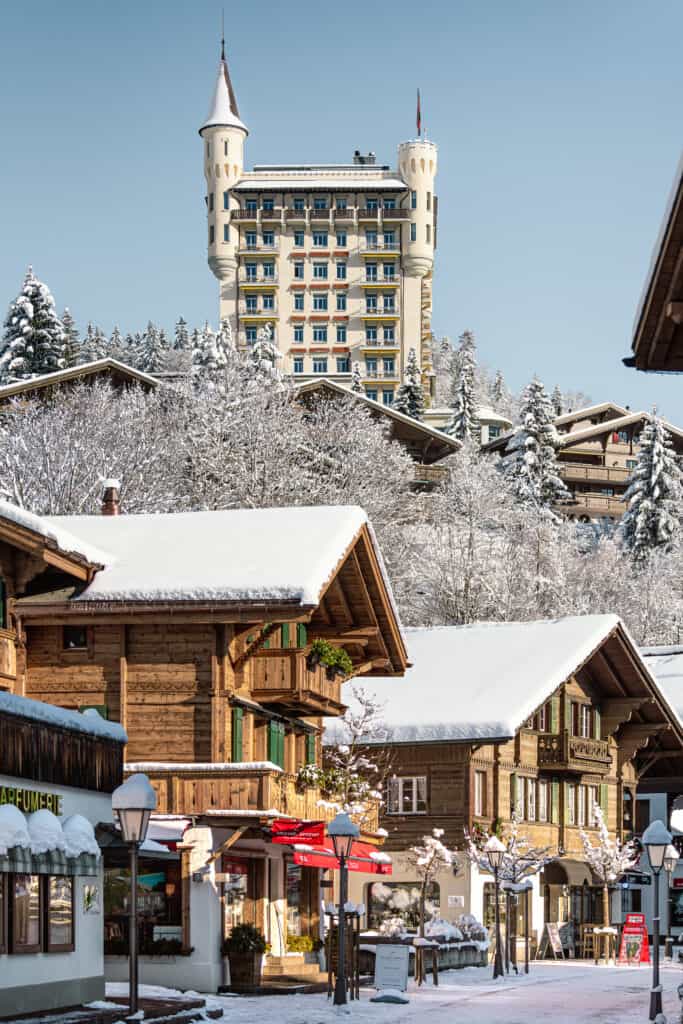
left=0, top=497, right=407, bottom=991
left=0, top=359, right=159, bottom=405
left=484, top=402, right=683, bottom=522
left=339, top=618, right=683, bottom=946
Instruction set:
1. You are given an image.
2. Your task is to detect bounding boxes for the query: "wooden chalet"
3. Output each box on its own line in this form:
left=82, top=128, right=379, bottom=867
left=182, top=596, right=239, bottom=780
left=0, top=358, right=159, bottom=405
left=0, top=495, right=407, bottom=991
left=484, top=403, right=683, bottom=521
left=629, top=153, right=683, bottom=372
left=335, top=617, right=683, bottom=947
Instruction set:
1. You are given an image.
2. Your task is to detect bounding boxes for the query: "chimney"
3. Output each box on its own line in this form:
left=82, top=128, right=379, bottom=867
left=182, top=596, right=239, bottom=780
left=101, top=478, right=121, bottom=516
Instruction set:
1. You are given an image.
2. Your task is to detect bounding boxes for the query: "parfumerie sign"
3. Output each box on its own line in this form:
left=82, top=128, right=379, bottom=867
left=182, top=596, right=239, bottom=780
left=0, top=786, right=63, bottom=815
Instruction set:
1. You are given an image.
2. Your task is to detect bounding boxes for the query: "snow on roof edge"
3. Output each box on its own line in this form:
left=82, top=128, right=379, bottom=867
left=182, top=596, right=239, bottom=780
left=0, top=500, right=111, bottom=567
left=0, top=689, right=127, bottom=743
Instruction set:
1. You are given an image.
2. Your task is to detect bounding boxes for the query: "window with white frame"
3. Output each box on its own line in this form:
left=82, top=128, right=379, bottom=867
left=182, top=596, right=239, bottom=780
left=245, top=326, right=257, bottom=344
left=262, top=230, right=275, bottom=247
left=245, top=230, right=257, bottom=249
left=262, top=294, right=274, bottom=311
left=336, top=325, right=347, bottom=343
left=223, top=190, right=229, bottom=210
left=245, top=263, right=257, bottom=281
left=294, top=230, right=305, bottom=247
left=589, top=785, right=600, bottom=825
left=577, top=785, right=587, bottom=827
left=387, top=776, right=427, bottom=814
left=365, top=326, right=378, bottom=342
left=474, top=770, right=486, bottom=817
left=567, top=783, right=576, bottom=826
left=293, top=325, right=304, bottom=343
left=245, top=295, right=257, bottom=312
left=313, top=262, right=328, bottom=279
left=313, top=293, right=328, bottom=311
left=411, top=190, right=417, bottom=209
left=336, top=261, right=347, bottom=280
left=366, top=389, right=378, bottom=401
left=336, top=356, right=350, bottom=373
left=336, top=293, right=347, bottom=311
left=383, top=231, right=396, bottom=246
left=383, top=358, right=395, bottom=374
left=336, top=231, right=347, bottom=247
left=383, top=325, right=395, bottom=342
left=313, top=326, right=328, bottom=342
left=382, top=390, right=394, bottom=406
left=294, top=293, right=304, bottom=311
left=262, top=197, right=275, bottom=211
left=383, top=262, right=395, bottom=279
left=294, top=262, right=304, bottom=279
left=336, top=197, right=347, bottom=210
left=245, top=198, right=257, bottom=212
left=312, top=357, right=328, bottom=373
left=293, top=357, right=304, bottom=374
left=293, top=196, right=305, bottom=211
left=313, top=231, right=328, bottom=247
left=410, top=223, right=417, bottom=242
left=526, top=778, right=536, bottom=822
left=313, top=196, right=328, bottom=210
left=383, top=196, right=396, bottom=210
left=538, top=779, right=549, bottom=823
left=262, top=262, right=275, bottom=278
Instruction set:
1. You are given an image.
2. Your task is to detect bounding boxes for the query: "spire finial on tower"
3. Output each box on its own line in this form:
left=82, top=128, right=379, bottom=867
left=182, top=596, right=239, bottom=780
left=221, top=8, right=225, bottom=61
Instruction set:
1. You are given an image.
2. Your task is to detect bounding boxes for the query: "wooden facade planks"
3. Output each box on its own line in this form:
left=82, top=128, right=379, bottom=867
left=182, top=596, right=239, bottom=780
left=0, top=713, right=123, bottom=791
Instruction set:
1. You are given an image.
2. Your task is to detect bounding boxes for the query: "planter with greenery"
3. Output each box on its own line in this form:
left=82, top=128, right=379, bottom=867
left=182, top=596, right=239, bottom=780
left=221, top=924, right=267, bottom=991
left=306, top=638, right=353, bottom=680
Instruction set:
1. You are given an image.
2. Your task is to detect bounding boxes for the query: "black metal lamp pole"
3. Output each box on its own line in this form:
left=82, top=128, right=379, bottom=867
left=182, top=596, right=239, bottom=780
left=333, top=852, right=348, bottom=1006
left=650, top=865, right=662, bottom=1022
left=493, top=866, right=504, bottom=979
left=129, top=840, right=140, bottom=1015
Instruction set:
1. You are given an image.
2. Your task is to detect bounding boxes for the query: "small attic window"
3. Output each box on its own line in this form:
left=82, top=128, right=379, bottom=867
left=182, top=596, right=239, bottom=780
left=63, top=626, right=87, bottom=651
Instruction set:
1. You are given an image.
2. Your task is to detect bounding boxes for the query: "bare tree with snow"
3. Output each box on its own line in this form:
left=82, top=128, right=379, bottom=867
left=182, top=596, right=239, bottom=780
left=580, top=805, right=638, bottom=960
left=407, top=829, right=458, bottom=947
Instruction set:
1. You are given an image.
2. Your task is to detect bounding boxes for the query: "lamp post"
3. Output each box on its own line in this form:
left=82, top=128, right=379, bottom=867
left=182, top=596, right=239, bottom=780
left=329, top=812, right=360, bottom=1006
left=485, top=835, right=506, bottom=980
left=112, top=773, right=157, bottom=1016
left=663, top=843, right=679, bottom=962
left=643, top=819, right=672, bottom=1021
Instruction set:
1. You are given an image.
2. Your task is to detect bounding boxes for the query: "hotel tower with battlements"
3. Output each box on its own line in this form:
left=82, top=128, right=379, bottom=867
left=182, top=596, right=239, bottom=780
left=199, top=43, right=438, bottom=405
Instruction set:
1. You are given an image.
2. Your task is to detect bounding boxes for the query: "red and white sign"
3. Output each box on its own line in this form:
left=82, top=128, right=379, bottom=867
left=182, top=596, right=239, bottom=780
left=617, top=912, right=650, bottom=964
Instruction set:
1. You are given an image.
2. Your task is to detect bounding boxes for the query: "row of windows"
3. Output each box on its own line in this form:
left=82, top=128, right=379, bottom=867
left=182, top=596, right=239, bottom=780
left=366, top=389, right=395, bottom=406
left=241, top=261, right=397, bottom=282
left=285, top=325, right=397, bottom=344
left=241, top=230, right=399, bottom=249
left=0, top=874, right=74, bottom=955
left=293, top=357, right=351, bottom=375
left=243, top=196, right=400, bottom=212
left=288, top=295, right=396, bottom=313
left=205, top=141, right=231, bottom=159
left=523, top=698, right=601, bottom=740
left=230, top=706, right=316, bottom=770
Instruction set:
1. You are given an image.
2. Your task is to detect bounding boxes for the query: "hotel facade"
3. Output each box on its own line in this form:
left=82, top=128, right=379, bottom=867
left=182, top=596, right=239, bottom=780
left=199, top=46, right=438, bottom=406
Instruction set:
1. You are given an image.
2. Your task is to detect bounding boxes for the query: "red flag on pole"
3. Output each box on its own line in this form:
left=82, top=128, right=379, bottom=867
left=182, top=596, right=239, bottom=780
left=416, top=88, right=422, bottom=137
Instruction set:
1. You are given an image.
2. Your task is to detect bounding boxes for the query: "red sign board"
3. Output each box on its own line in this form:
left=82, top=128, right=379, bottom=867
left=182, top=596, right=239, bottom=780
left=270, top=819, right=326, bottom=846
left=222, top=857, right=249, bottom=876
left=618, top=912, right=650, bottom=964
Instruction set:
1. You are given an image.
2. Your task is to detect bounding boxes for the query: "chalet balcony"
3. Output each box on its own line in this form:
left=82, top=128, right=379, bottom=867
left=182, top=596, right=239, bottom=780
left=250, top=649, right=346, bottom=716
left=0, top=628, right=17, bottom=687
left=560, top=465, right=631, bottom=484
left=413, top=464, right=449, bottom=485
left=537, top=730, right=611, bottom=775
left=134, top=763, right=378, bottom=829
left=564, top=494, right=625, bottom=517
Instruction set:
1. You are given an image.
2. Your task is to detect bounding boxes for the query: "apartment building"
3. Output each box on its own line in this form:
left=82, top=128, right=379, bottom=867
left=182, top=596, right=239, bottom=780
left=199, top=44, right=438, bottom=405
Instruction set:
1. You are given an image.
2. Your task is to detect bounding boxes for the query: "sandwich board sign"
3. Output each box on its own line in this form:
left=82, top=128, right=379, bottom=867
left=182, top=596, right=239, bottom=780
left=618, top=913, right=650, bottom=965
left=374, top=944, right=410, bottom=992
left=539, top=922, right=565, bottom=959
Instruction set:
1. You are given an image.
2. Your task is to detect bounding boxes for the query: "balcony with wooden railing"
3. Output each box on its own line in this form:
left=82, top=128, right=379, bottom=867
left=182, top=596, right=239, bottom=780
left=250, top=649, right=346, bottom=715
left=563, top=494, right=625, bottom=517
left=560, top=464, right=631, bottom=484
left=537, top=730, right=611, bottom=774
left=0, top=629, right=17, bottom=688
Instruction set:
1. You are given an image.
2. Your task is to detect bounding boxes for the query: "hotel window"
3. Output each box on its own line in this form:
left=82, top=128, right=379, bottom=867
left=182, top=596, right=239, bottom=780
left=387, top=776, right=427, bottom=814
left=567, top=783, right=577, bottom=826
left=365, top=358, right=378, bottom=375
left=313, top=231, right=328, bottom=247
left=262, top=197, right=274, bottom=211
left=383, top=358, right=395, bottom=374
left=63, top=625, right=87, bottom=650
left=383, top=294, right=396, bottom=311
left=383, top=231, right=396, bottom=246
left=47, top=877, right=74, bottom=953
left=293, top=325, right=304, bottom=343
left=293, top=196, right=305, bottom=210
left=365, top=326, right=378, bottom=342
left=577, top=786, right=587, bottom=828
left=313, top=294, right=328, bottom=311
left=626, top=459, right=637, bottom=470
left=336, top=261, right=347, bottom=280
left=245, top=263, right=257, bottom=281
left=337, top=356, right=350, bottom=373
left=245, top=230, right=257, bottom=249
left=12, top=875, right=41, bottom=953
left=262, top=262, right=275, bottom=278
left=313, top=326, right=328, bottom=342
left=366, top=389, right=378, bottom=401
left=426, top=224, right=431, bottom=243
left=366, top=294, right=378, bottom=311
left=263, top=294, right=274, bottom=311
left=208, top=192, right=214, bottom=212
left=410, top=223, right=417, bottom=241
left=313, top=262, right=328, bottom=279
left=313, top=196, right=328, bottom=210
left=336, top=231, right=347, bottom=248
left=245, top=295, right=257, bottom=312
left=336, top=293, right=347, bottom=311
left=312, top=357, right=328, bottom=373
left=411, top=190, right=417, bottom=209
left=294, top=261, right=304, bottom=279
left=366, top=230, right=378, bottom=246
left=223, top=224, right=229, bottom=242
left=293, top=357, right=304, bottom=374
left=383, top=325, right=395, bottom=342
left=245, top=326, right=257, bottom=344
left=383, top=196, right=396, bottom=209
left=474, top=771, right=486, bottom=817
left=223, top=140, right=229, bottom=156
left=366, top=264, right=378, bottom=282
left=223, top=191, right=229, bottom=209
left=209, top=225, right=215, bottom=245
left=294, top=230, right=305, bottom=247
left=245, top=198, right=258, bottom=212
left=336, top=197, right=347, bottom=210
left=526, top=778, right=536, bottom=822
left=262, top=230, right=275, bottom=247
left=294, top=293, right=304, bottom=311
left=382, top=390, right=394, bottom=406
left=538, top=780, right=549, bottom=823
left=336, top=325, right=347, bottom=343
left=426, top=191, right=432, bottom=211
left=383, top=262, right=395, bottom=279
left=366, top=197, right=378, bottom=211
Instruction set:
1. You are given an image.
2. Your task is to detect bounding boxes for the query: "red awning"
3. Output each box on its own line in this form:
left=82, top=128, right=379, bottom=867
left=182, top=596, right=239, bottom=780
left=270, top=818, right=392, bottom=875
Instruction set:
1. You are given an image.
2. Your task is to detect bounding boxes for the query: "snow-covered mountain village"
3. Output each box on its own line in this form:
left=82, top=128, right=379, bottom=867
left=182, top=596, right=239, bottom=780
left=1, top=4, right=683, bottom=1023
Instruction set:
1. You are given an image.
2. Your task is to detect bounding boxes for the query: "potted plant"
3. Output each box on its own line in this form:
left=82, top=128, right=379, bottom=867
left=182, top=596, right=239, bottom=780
left=306, top=638, right=353, bottom=680
left=221, top=923, right=267, bottom=992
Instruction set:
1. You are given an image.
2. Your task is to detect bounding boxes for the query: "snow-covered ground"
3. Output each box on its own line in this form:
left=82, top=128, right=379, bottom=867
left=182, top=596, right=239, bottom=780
left=107, top=962, right=683, bottom=1023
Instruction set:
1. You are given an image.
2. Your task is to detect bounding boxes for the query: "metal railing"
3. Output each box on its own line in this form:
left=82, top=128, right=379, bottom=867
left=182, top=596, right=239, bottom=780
left=361, top=240, right=401, bottom=252
left=362, top=369, right=399, bottom=380
left=239, top=273, right=279, bottom=284
left=362, top=275, right=398, bottom=284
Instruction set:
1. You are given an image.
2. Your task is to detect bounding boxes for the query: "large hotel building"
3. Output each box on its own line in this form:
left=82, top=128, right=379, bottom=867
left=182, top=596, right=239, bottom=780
left=199, top=45, right=438, bottom=405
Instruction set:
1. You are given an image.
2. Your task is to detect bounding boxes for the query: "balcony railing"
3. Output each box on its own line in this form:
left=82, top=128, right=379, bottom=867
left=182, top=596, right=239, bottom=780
left=310, top=208, right=331, bottom=219
left=240, top=305, right=278, bottom=317
left=358, top=207, right=410, bottom=219
left=231, top=209, right=259, bottom=221
left=260, top=208, right=282, bottom=220
left=362, top=369, right=399, bottom=381
left=364, top=307, right=398, bottom=316
left=560, top=464, right=631, bottom=484
left=361, top=241, right=401, bottom=253
left=563, top=494, right=625, bottom=516
left=537, top=730, right=611, bottom=774
left=333, top=208, right=354, bottom=220
left=360, top=340, right=399, bottom=349
left=240, top=244, right=279, bottom=253
left=240, top=273, right=279, bottom=285
left=286, top=208, right=307, bottom=219
left=382, top=208, right=411, bottom=219
left=413, top=464, right=449, bottom=484
left=362, top=276, right=399, bottom=285
left=250, top=648, right=346, bottom=715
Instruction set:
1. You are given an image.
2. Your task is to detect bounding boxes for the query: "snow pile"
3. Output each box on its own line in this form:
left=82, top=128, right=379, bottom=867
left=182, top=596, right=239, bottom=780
left=424, top=918, right=463, bottom=942
left=27, top=809, right=66, bottom=854
left=62, top=814, right=100, bottom=857
left=113, top=773, right=157, bottom=812
left=0, top=804, right=31, bottom=854
left=0, top=689, right=126, bottom=742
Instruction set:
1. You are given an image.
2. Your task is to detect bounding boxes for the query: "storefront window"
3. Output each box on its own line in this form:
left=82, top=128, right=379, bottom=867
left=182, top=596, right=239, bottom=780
left=104, top=858, right=182, bottom=953
left=286, top=862, right=303, bottom=937
left=670, top=885, right=683, bottom=928
left=368, top=881, right=440, bottom=931
left=223, top=857, right=249, bottom=936
left=47, top=876, right=74, bottom=952
left=13, top=874, right=41, bottom=952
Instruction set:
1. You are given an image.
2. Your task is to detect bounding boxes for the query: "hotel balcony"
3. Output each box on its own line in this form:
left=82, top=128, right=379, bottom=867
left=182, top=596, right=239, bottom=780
left=333, top=208, right=354, bottom=221
left=238, top=330, right=278, bottom=347
left=285, top=208, right=307, bottom=221
left=563, top=494, right=626, bottom=518
left=362, top=275, right=399, bottom=286
left=362, top=369, right=400, bottom=382
left=362, top=307, right=399, bottom=319
left=381, top=208, right=411, bottom=220
left=560, top=464, right=631, bottom=485
left=239, top=304, right=279, bottom=318
left=261, top=208, right=283, bottom=220
left=360, top=240, right=401, bottom=255
left=310, top=208, right=331, bottom=220
left=358, top=207, right=410, bottom=221
left=238, top=243, right=279, bottom=254
left=231, top=209, right=259, bottom=221
left=360, top=340, right=400, bottom=351
left=537, top=730, right=611, bottom=774
left=239, top=272, right=279, bottom=286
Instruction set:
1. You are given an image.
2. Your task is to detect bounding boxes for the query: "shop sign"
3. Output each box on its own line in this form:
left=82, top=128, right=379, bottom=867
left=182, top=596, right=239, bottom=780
left=617, top=913, right=650, bottom=964
left=374, top=944, right=410, bottom=992
left=0, top=785, right=62, bottom=815
left=673, top=878, right=683, bottom=890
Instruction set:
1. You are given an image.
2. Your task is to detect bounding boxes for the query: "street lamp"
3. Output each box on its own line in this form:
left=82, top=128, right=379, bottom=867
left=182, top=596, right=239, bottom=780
left=643, top=819, right=672, bottom=1021
left=664, top=844, right=679, bottom=962
left=485, top=835, right=506, bottom=980
left=329, top=812, right=360, bottom=1006
left=112, top=773, right=157, bottom=1016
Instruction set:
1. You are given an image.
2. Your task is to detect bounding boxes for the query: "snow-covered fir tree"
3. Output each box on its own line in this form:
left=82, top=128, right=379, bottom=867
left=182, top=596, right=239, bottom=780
left=501, top=377, right=571, bottom=512
left=247, top=323, right=281, bottom=384
left=61, top=308, right=80, bottom=368
left=173, top=317, right=190, bottom=351
left=0, top=268, right=66, bottom=382
left=137, top=322, right=167, bottom=374
left=191, top=322, right=228, bottom=385
left=79, top=322, right=108, bottom=363
left=108, top=325, right=125, bottom=362
left=350, top=361, right=364, bottom=394
left=217, top=317, right=236, bottom=364
left=580, top=805, right=638, bottom=960
left=620, top=413, right=683, bottom=559
left=492, top=370, right=506, bottom=407
left=393, top=347, right=425, bottom=420
left=551, top=384, right=563, bottom=417
left=446, top=332, right=479, bottom=441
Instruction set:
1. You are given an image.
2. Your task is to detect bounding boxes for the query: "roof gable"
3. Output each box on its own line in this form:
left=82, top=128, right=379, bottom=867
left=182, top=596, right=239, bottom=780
left=559, top=412, right=683, bottom=449
left=0, top=359, right=160, bottom=402
left=555, top=402, right=628, bottom=428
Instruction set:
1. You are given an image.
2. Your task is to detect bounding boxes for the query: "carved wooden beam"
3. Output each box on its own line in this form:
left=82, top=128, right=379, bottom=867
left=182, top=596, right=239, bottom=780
left=617, top=722, right=669, bottom=773
left=600, top=697, right=649, bottom=738
left=310, top=626, right=380, bottom=640
left=233, top=622, right=279, bottom=670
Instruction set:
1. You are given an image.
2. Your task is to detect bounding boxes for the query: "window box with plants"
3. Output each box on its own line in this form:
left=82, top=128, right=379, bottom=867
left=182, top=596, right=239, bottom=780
left=221, top=924, right=267, bottom=992
left=306, top=638, right=354, bottom=681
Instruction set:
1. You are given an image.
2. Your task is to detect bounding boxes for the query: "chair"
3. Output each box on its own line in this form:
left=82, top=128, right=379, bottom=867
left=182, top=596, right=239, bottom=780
left=579, top=924, right=595, bottom=960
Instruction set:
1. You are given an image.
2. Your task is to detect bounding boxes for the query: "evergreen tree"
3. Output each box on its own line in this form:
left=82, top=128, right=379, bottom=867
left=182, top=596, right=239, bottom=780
left=492, top=370, right=506, bottom=408
left=620, top=414, right=683, bottom=560
left=191, top=321, right=228, bottom=384
left=61, top=308, right=80, bottom=367
left=393, top=347, right=425, bottom=420
left=124, top=332, right=144, bottom=368
left=0, top=267, right=66, bottom=382
left=350, top=362, right=364, bottom=394
left=217, top=317, right=236, bottom=362
left=501, top=376, right=572, bottom=511
left=108, top=325, right=125, bottom=362
left=551, top=385, right=563, bottom=417
left=445, top=336, right=479, bottom=441
left=174, top=317, right=190, bottom=351
left=138, top=322, right=166, bottom=374
left=80, top=322, right=108, bottom=363
left=248, top=323, right=280, bottom=382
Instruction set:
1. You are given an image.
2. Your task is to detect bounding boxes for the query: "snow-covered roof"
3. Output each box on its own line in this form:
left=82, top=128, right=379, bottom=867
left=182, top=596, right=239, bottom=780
left=233, top=175, right=407, bottom=191
left=476, top=406, right=512, bottom=426
left=633, top=150, right=683, bottom=342
left=559, top=412, right=683, bottom=448
left=0, top=805, right=100, bottom=858
left=0, top=358, right=160, bottom=400
left=554, top=402, right=629, bottom=428
left=199, top=59, right=248, bottom=135
left=0, top=689, right=126, bottom=742
left=326, top=616, right=622, bottom=744
left=31, top=505, right=370, bottom=606
left=0, top=500, right=109, bottom=567
left=640, top=646, right=683, bottom=720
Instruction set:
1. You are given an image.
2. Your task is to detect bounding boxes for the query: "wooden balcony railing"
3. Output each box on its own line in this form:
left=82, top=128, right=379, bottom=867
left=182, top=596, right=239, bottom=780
left=560, top=464, right=630, bottom=484
left=250, top=649, right=346, bottom=715
left=413, top=464, right=449, bottom=485
left=0, top=629, right=17, bottom=685
left=381, top=208, right=411, bottom=219
left=538, top=730, right=611, bottom=774
left=563, top=495, right=625, bottom=516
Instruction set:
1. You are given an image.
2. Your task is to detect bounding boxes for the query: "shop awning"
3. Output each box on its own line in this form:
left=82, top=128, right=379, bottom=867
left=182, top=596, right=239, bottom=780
left=543, top=858, right=600, bottom=887
left=270, top=819, right=392, bottom=875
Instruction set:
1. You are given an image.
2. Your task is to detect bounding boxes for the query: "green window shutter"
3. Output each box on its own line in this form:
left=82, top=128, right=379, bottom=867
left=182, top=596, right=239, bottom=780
left=564, top=694, right=572, bottom=731
left=550, top=694, right=560, bottom=733
left=551, top=779, right=560, bottom=824
left=306, top=733, right=316, bottom=764
left=594, top=706, right=601, bottom=740
left=231, top=707, right=243, bottom=762
left=509, top=773, right=517, bottom=817
left=278, top=723, right=286, bottom=769
left=281, top=623, right=290, bottom=648
left=600, top=783, right=609, bottom=821
left=268, top=722, right=279, bottom=764
left=296, top=623, right=308, bottom=648
left=79, top=703, right=108, bottom=720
